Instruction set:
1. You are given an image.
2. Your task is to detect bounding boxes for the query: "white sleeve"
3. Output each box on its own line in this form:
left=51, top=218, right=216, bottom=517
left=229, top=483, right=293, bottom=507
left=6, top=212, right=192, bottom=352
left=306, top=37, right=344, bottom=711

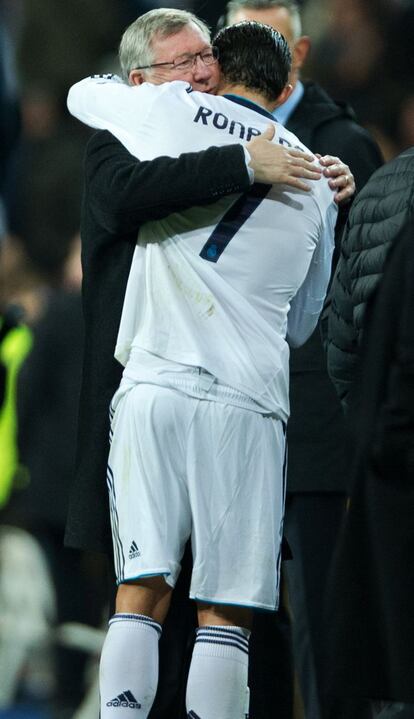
left=67, top=75, right=155, bottom=154
left=286, top=201, right=337, bottom=348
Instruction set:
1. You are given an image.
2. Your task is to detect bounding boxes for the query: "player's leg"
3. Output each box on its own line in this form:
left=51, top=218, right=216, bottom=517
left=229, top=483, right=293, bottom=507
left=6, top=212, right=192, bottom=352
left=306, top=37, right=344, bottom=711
left=116, top=575, right=172, bottom=622
left=100, top=381, right=192, bottom=718
left=186, top=602, right=252, bottom=719
left=185, top=399, right=287, bottom=719
left=100, top=577, right=172, bottom=719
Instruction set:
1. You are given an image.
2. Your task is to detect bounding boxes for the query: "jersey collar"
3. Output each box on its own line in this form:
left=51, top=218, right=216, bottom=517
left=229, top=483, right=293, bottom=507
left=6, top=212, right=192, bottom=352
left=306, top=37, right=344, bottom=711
left=223, top=94, right=276, bottom=121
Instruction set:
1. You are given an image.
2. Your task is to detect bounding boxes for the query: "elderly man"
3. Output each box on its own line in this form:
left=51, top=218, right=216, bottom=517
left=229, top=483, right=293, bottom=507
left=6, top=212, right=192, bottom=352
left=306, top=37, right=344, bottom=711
left=68, top=14, right=339, bottom=719
left=222, top=2, right=383, bottom=717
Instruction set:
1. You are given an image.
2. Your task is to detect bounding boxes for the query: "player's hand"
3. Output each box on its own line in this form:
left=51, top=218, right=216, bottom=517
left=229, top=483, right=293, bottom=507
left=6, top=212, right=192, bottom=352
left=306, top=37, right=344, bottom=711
left=246, top=124, right=322, bottom=190
left=317, top=155, right=355, bottom=204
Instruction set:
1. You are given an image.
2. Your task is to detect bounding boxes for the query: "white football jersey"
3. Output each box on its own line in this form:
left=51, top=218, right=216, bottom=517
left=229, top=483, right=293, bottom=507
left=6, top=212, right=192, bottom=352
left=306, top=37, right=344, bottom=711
left=68, top=76, right=337, bottom=419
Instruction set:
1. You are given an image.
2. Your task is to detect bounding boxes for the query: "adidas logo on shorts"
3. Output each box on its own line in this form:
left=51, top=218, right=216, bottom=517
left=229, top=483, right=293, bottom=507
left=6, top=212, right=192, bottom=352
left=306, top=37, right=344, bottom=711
left=129, top=540, right=141, bottom=559
left=106, top=690, right=141, bottom=709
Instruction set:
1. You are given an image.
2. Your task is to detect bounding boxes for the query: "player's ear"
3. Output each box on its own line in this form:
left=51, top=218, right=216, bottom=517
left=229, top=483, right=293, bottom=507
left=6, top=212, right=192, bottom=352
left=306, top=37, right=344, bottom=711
left=275, top=83, right=293, bottom=107
left=292, top=35, right=311, bottom=70
left=129, top=69, right=146, bottom=86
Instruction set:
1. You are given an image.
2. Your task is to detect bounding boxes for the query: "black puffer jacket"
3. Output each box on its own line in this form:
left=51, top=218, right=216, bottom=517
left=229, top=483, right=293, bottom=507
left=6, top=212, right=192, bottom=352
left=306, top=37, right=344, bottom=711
left=327, top=147, right=414, bottom=408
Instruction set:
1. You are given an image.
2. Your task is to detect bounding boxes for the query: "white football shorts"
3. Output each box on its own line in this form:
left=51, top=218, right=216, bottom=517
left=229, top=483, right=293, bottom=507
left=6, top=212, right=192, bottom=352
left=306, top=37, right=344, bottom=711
left=107, top=377, right=286, bottom=611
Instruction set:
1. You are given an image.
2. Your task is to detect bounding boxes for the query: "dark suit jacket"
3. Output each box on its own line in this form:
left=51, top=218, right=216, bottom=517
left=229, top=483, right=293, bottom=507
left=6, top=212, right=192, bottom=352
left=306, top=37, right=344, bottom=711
left=285, top=81, right=383, bottom=493
left=65, top=130, right=250, bottom=552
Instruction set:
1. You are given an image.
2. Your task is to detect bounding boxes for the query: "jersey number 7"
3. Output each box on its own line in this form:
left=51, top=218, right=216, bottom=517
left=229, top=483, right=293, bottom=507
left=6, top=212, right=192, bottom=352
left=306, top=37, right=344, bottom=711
left=199, top=183, right=271, bottom=263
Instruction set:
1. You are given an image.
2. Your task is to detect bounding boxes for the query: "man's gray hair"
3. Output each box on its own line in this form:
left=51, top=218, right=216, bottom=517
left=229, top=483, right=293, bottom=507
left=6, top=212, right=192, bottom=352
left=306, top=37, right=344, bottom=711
left=225, top=0, right=302, bottom=40
left=119, top=8, right=211, bottom=82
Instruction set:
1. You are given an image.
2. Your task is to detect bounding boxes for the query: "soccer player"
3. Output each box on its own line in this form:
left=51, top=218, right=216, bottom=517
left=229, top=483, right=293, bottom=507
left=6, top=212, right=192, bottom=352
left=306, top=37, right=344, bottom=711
left=68, top=18, right=336, bottom=719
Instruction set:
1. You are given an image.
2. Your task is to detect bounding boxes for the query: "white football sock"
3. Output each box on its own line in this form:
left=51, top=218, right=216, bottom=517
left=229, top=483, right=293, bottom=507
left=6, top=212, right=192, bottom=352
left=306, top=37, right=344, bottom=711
left=186, top=625, right=251, bottom=719
left=99, top=612, right=161, bottom=718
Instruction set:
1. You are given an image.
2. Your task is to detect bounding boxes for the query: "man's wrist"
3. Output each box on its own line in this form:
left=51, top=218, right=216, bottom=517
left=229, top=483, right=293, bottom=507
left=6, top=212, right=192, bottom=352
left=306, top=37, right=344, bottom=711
left=243, top=146, right=255, bottom=184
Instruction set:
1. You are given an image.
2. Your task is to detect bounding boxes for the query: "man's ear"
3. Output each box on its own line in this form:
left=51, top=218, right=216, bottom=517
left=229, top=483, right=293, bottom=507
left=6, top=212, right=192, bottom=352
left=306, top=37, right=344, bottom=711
left=129, top=69, right=146, bottom=86
left=275, top=83, right=293, bottom=107
left=292, top=35, right=311, bottom=71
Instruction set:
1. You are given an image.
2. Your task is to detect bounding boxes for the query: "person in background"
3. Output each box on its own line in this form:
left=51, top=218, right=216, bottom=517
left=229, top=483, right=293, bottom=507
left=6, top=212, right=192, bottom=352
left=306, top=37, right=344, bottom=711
left=325, top=219, right=414, bottom=719
left=2, top=235, right=107, bottom=716
left=327, top=146, right=414, bottom=411
left=221, top=2, right=383, bottom=718
left=325, top=146, right=414, bottom=719
left=0, top=227, right=32, bottom=512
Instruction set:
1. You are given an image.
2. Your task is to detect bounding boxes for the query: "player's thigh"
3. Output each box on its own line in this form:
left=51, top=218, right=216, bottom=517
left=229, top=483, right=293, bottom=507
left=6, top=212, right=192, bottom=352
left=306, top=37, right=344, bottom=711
left=107, top=382, right=192, bottom=585
left=188, top=403, right=286, bottom=610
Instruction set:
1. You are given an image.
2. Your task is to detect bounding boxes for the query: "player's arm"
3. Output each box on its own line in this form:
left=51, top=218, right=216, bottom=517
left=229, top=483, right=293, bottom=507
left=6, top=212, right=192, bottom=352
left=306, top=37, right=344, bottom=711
left=69, top=76, right=252, bottom=233
left=286, top=203, right=337, bottom=348
left=69, top=77, right=323, bottom=190
left=67, top=74, right=150, bottom=136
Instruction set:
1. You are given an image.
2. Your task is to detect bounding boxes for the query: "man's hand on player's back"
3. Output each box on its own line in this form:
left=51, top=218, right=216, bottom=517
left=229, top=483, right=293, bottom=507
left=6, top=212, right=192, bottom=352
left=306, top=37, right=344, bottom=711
left=246, top=124, right=322, bottom=190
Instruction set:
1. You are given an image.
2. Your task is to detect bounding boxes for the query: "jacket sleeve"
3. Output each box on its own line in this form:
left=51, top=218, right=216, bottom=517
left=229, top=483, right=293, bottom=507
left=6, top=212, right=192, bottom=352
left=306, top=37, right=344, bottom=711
left=326, top=233, right=360, bottom=409
left=368, top=228, right=414, bottom=479
left=85, top=130, right=251, bottom=234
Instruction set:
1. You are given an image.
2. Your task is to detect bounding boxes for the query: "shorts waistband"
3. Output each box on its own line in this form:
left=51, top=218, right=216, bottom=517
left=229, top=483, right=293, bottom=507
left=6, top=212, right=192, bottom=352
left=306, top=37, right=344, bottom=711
left=163, top=370, right=270, bottom=413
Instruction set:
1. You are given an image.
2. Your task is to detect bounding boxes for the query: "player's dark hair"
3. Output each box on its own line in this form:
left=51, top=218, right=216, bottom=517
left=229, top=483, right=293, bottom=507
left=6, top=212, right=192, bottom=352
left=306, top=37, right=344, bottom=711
left=213, top=21, right=291, bottom=102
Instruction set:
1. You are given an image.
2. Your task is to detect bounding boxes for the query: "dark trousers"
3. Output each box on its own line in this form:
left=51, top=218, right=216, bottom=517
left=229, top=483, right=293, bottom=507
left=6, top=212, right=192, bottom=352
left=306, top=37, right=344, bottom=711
left=283, top=493, right=347, bottom=719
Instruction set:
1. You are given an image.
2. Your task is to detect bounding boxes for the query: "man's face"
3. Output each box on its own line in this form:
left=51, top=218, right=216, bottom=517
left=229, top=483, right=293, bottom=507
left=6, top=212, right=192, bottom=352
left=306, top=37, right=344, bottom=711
left=131, top=23, right=220, bottom=93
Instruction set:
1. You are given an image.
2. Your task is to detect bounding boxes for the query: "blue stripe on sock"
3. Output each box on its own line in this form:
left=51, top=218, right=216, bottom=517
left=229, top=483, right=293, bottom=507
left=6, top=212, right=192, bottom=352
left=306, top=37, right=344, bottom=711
left=197, top=628, right=248, bottom=642
left=196, top=634, right=249, bottom=649
left=195, top=637, right=249, bottom=655
left=197, top=626, right=249, bottom=638
left=109, top=613, right=162, bottom=636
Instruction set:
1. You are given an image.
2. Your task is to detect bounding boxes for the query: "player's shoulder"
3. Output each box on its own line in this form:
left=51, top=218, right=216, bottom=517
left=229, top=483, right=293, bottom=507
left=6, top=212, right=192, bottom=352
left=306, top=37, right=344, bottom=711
left=136, top=80, right=194, bottom=109
left=275, top=124, right=335, bottom=206
left=147, top=80, right=192, bottom=97
left=89, top=73, right=120, bottom=82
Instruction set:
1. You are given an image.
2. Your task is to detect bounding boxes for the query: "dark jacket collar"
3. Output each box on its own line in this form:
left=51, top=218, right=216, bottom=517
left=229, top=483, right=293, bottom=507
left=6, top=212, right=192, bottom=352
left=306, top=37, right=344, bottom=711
left=288, top=81, right=357, bottom=130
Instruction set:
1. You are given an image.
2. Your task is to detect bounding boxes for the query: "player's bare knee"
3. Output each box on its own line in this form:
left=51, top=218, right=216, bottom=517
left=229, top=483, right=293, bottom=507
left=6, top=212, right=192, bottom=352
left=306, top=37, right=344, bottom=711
left=197, top=602, right=253, bottom=630
left=116, top=575, right=172, bottom=623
